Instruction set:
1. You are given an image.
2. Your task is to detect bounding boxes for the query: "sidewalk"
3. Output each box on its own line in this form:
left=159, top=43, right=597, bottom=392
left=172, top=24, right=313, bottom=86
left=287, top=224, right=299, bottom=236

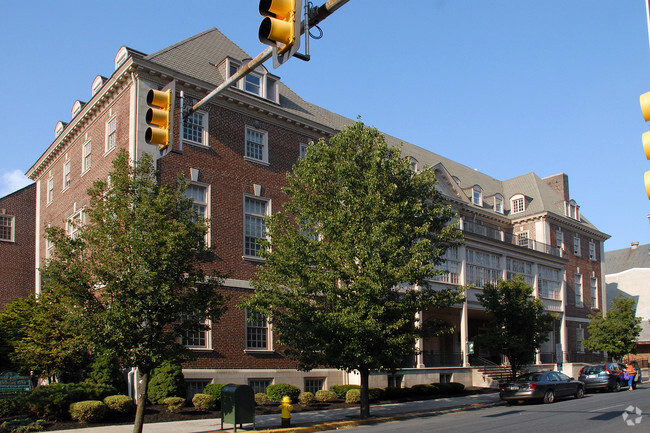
left=51, top=392, right=503, bottom=433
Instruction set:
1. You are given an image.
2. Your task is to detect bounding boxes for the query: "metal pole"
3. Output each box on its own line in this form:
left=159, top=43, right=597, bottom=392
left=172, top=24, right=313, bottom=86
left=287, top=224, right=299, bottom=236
left=187, top=0, right=350, bottom=116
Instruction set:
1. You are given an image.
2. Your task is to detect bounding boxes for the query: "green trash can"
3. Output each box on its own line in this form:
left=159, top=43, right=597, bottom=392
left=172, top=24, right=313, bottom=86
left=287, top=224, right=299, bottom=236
left=220, top=384, right=255, bottom=432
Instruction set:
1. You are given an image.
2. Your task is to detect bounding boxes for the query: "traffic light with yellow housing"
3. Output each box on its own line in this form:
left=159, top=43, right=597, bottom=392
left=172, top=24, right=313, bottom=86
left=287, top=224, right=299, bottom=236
left=640, top=92, right=650, bottom=199
left=145, top=82, right=175, bottom=151
left=259, top=0, right=302, bottom=67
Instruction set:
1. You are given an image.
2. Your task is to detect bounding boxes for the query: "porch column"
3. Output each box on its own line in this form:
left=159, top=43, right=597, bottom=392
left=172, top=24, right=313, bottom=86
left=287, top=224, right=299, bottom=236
left=461, top=300, right=469, bottom=367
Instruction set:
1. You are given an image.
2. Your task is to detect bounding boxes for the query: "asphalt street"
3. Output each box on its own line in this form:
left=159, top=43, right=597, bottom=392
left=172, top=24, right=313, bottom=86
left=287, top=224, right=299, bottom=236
left=322, top=385, right=650, bottom=433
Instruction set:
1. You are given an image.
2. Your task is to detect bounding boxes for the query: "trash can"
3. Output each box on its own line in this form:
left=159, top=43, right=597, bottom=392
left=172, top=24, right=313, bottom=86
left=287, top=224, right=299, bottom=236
left=220, top=384, right=255, bottom=432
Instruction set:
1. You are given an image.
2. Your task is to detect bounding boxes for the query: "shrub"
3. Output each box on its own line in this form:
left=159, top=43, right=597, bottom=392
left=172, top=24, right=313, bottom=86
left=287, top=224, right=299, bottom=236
left=298, top=392, right=314, bottom=405
left=0, top=397, right=29, bottom=418
left=103, top=395, right=134, bottom=415
left=0, top=417, right=46, bottom=432
left=147, top=361, right=186, bottom=404
left=433, top=382, right=464, bottom=395
left=330, top=384, right=360, bottom=399
left=255, top=393, right=271, bottom=406
left=382, top=386, right=409, bottom=400
left=162, top=397, right=186, bottom=413
left=203, top=383, right=226, bottom=403
left=345, top=389, right=360, bottom=404
left=192, top=393, right=215, bottom=411
left=368, top=388, right=382, bottom=401
left=314, top=390, right=335, bottom=402
left=23, top=382, right=116, bottom=421
left=86, top=351, right=126, bottom=393
left=411, top=384, right=437, bottom=396
left=69, top=400, right=107, bottom=423
left=265, top=383, right=301, bottom=403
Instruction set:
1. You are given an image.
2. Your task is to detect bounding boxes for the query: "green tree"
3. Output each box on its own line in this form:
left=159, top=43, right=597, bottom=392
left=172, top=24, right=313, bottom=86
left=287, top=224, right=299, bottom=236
left=0, top=294, right=88, bottom=380
left=584, top=294, right=642, bottom=360
left=41, top=150, right=226, bottom=433
left=245, top=121, right=464, bottom=419
left=476, top=276, right=555, bottom=380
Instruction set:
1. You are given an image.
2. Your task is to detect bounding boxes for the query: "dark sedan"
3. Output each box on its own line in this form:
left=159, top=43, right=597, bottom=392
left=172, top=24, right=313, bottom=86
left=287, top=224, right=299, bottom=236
left=578, top=362, right=641, bottom=392
left=499, top=371, right=585, bottom=404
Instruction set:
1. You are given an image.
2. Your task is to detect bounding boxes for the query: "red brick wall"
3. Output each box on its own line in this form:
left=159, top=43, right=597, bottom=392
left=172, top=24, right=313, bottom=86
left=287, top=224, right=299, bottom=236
left=0, top=183, right=36, bottom=309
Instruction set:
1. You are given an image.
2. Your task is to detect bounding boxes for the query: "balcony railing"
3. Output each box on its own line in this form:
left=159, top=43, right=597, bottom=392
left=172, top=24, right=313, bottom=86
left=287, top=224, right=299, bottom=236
left=462, top=220, right=562, bottom=258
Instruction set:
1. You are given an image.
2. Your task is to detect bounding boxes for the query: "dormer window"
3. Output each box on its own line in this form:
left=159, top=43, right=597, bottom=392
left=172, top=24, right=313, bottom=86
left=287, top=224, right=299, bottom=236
left=472, top=186, right=482, bottom=206
left=409, top=157, right=418, bottom=172
left=494, top=194, right=504, bottom=214
left=567, top=200, right=580, bottom=221
left=511, top=194, right=525, bottom=214
left=226, top=58, right=279, bottom=103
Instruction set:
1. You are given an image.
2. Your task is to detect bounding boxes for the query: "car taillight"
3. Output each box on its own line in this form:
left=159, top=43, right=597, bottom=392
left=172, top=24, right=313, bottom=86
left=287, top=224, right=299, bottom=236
left=529, top=383, right=537, bottom=389
left=579, top=367, right=584, bottom=376
left=605, top=365, right=611, bottom=374
left=500, top=386, right=504, bottom=391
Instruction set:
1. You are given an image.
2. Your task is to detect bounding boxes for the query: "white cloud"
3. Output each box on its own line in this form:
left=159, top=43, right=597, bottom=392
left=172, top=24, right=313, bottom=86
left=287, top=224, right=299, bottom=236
left=0, top=170, right=33, bottom=198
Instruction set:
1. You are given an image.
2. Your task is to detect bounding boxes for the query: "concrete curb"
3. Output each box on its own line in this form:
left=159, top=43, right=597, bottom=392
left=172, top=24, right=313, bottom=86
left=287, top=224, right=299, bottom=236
left=246, top=400, right=505, bottom=433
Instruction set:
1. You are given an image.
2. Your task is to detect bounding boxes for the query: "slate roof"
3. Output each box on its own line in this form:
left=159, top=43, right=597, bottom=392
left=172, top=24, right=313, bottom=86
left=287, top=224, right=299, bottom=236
left=604, top=244, right=650, bottom=275
left=140, top=28, right=604, bottom=232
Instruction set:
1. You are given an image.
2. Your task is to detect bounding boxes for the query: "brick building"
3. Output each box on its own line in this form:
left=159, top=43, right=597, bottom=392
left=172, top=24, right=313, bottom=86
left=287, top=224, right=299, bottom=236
left=25, top=28, right=609, bottom=392
left=0, top=183, right=36, bottom=309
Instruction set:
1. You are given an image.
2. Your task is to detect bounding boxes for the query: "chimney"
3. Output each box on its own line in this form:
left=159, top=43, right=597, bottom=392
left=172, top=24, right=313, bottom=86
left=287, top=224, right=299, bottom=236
left=543, top=173, right=569, bottom=201
left=631, top=242, right=639, bottom=250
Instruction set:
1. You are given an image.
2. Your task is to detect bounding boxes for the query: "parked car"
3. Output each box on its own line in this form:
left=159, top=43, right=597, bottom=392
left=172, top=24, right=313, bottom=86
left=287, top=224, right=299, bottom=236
left=500, top=370, right=584, bottom=404
left=578, top=362, right=641, bottom=392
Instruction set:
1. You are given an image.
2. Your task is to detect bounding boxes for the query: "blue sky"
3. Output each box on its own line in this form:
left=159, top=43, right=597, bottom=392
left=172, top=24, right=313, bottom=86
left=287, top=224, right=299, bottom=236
left=1, top=0, right=649, bottom=251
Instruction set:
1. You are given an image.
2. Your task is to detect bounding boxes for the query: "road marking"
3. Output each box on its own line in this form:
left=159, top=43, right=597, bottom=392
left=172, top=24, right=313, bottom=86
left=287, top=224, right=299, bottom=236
left=589, top=404, right=625, bottom=412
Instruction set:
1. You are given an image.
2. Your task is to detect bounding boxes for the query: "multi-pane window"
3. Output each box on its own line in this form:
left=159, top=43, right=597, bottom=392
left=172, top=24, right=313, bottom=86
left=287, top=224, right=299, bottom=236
left=304, top=378, right=325, bottom=394
left=182, top=314, right=209, bottom=349
left=300, top=143, right=309, bottom=159
left=185, top=380, right=211, bottom=400
left=244, top=197, right=268, bottom=258
left=63, top=160, right=71, bottom=190
left=590, top=278, right=598, bottom=309
left=538, top=265, right=561, bottom=300
left=245, top=73, right=262, bottom=95
left=0, top=215, right=14, bottom=242
left=516, top=231, right=529, bottom=248
left=506, top=258, right=533, bottom=285
left=67, top=210, right=84, bottom=239
left=184, top=112, right=206, bottom=145
left=433, top=247, right=459, bottom=284
left=248, top=379, right=272, bottom=394
left=106, top=117, right=117, bottom=152
left=47, top=175, right=54, bottom=204
left=576, top=327, right=585, bottom=353
left=512, top=196, right=525, bottom=213
left=186, top=185, right=208, bottom=221
left=246, top=310, right=269, bottom=350
left=556, top=230, right=564, bottom=249
left=494, top=195, right=503, bottom=214
left=83, top=141, right=92, bottom=172
left=466, top=249, right=501, bottom=287
left=472, top=186, right=482, bottom=206
left=589, top=241, right=596, bottom=261
left=245, top=127, right=268, bottom=163
left=575, top=274, right=583, bottom=306
left=573, top=236, right=581, bottom=256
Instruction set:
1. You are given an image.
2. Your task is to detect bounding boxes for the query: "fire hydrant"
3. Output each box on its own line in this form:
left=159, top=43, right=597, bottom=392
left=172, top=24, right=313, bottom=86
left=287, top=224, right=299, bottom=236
left=279, top=395, right=294, bottom=427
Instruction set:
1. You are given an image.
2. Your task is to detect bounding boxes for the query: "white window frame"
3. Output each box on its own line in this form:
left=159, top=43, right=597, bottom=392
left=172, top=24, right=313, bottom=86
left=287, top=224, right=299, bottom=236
left=589, top=241, right=596, bottom=261
left=511, top=195, right=525, bottom=214
left=227, top=59, right=279, bottom=103
left=575, top=273, right=583, bottom=307
left=590, top=278, right=598, bottom=309
left=181, top=314, right=212, bottom=350
left=538, top=265, right=561, bottom=300
left=82, top=140, right=92, bottom=173
left=185, top=182, right=211, bottom=246
left=245, top=126, right=269, bottom=165
left=299, top=142, right=309, bottom=159
left=243, top=195, right=269, bottom=259
left=47, top=173, right=54, bottom=204
left=183, top=111, right=209, bottom=147
left=0, top=214, right=15, bottom=243
left=465, top=248, right=501, bottom=288
left=67, top=209, right=84, bottom=239
left=516, top=231, right=530, bottom=248
left=62, top=158, right=71, bottom=191
left=576, top=327, right=585, bottom=353
left=472, top=186, right=482, bottom=206
left=556, top=230, right=564, bottom=250
left=494, top=194, right=504, bottom=214
left=105, top=116, right=117, bottom=154
left=573, top=235, right=581, bottom=256
left=245, top=309, right=272, bottom=351
left=244, top=72, right=263, bottom=96
left=506, top=257, right=534, bottom=285
left=304, top=378, right=325, bottom=394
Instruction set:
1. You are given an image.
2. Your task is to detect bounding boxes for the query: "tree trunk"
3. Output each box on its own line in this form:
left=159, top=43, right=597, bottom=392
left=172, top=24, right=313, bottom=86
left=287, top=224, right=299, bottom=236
left=133, top=370, right=149, bottom=433
left=359, top=367, right=370, bottom=419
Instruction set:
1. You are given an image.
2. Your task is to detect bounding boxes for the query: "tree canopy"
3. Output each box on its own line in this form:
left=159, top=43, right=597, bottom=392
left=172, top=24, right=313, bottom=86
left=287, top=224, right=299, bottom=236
left=476, top=276, right=555, bottom=379
left=41, top=150, right=226, bottom=433
left=583, top=294, right=642, bottom=360
left=245, top=121, right=464, bottom=418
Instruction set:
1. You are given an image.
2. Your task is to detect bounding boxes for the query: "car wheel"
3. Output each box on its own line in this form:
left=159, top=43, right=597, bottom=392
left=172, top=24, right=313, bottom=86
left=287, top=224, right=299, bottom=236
left=614, top=381, right=621, bottom=392
left=543, top=389, right=555, bottom=404
left=575, top=387, right=584, bottom=399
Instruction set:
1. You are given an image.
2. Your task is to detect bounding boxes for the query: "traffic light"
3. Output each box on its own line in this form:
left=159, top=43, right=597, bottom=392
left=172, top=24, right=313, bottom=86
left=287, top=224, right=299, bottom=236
left=640, top=92, right=650, bottom=198
left=259, top=0, right=302, bottom=67
left=145, top=82, right=175, bottom=151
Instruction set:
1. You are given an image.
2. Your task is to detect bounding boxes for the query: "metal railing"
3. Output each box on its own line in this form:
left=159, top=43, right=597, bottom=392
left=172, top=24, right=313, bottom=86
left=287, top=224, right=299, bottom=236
left=462, top=220, right=562, bottom=258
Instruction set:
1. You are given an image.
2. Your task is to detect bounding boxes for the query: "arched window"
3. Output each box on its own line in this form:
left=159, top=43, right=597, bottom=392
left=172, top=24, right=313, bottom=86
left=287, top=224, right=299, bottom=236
left=494, top=194, right=504, bottom=214
left=511, top=194, right=525, bottom=214
left=472, top=186, right=483, bottom=206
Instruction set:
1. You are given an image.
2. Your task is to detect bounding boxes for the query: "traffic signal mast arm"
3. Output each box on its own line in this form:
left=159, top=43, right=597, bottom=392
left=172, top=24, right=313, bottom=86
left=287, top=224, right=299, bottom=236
left=187, top=0, right=349, bottom=118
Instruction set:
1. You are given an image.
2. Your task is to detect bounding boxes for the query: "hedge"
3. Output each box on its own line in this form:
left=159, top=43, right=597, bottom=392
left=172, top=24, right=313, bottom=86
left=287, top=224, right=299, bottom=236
left=147, top=361, right=186, bottom=404
left=255, top=393, right=271, bottom=406
left=162, top=397, right=186, bottom=413
left=69, top=400, right=107, bottom=423
left=345, top=389, right=360, bottom=404
left=265, top=383, right=301, bottom=403
left=329, top=384, right=360, bottom=399
left=298, top=392, right=314, bottom=405
left=203, top=383, right=226, bottom=403
left=192, top=393, right=215, bottom=411
left=103, top=395, right=135, bottom=414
